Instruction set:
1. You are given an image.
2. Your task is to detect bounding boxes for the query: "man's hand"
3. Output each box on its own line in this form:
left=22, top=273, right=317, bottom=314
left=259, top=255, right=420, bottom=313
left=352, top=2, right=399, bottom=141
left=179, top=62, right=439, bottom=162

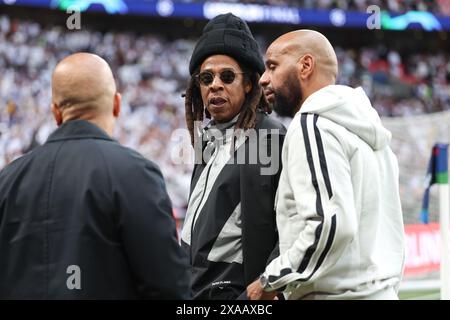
left=246, top=279, right=277, bottom=300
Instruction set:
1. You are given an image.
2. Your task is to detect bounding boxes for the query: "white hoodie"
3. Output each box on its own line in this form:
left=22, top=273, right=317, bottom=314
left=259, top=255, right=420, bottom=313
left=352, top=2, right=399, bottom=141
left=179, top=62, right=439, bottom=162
left=263, top=85, right=405, bottom=300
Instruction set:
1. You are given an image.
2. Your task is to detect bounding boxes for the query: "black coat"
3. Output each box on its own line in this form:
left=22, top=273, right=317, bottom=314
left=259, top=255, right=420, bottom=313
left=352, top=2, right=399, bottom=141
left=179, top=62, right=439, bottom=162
left=0, top=120, right=190, bottom=299
left=182, top=112, right=286, bottom=299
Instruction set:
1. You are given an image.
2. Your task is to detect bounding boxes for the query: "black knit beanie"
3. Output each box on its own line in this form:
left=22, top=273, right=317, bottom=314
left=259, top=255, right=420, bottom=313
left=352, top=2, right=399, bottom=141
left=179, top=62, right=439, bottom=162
left=189, top=13, right=265, bottom=75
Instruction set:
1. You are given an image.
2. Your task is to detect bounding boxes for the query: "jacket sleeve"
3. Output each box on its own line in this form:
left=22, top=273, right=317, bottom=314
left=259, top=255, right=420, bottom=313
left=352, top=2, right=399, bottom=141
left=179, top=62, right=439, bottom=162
left=263, top=114, right=357, bottom=292
left=114, top=157, right=191, bottom=299
left=241, top=128, right=284, bottom=285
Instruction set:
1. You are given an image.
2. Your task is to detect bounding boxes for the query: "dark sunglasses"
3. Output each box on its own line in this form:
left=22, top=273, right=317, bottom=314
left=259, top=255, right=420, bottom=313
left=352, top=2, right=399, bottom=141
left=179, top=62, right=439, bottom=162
left=196, top=70, right=245, bottom=86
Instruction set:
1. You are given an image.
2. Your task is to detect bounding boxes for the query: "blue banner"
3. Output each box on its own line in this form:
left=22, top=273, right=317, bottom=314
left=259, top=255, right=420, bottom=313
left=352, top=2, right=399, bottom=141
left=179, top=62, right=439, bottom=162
left=2, top=0, right=450, bottom=31
left=421, top=143, right=449, bottom=224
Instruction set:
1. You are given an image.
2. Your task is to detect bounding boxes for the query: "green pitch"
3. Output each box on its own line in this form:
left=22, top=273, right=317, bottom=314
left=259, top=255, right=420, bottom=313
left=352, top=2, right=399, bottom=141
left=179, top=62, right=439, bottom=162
left=399, top=290, right=440, bottom=300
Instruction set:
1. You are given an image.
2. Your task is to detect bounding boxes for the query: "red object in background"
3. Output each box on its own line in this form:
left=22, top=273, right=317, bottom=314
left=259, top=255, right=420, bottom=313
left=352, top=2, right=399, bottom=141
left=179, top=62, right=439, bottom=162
left=368, top=59, right=389, bottom=73
left=404, top=223, right=443, bottom=276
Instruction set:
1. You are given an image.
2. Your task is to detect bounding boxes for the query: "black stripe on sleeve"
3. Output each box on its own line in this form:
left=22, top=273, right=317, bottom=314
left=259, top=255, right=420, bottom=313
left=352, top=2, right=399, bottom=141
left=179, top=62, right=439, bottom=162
left=297, top=114, right=324, bottom=273
left=313, top=114, right=333, bottom=200
left=298, top=214, right=337, bottom=282
left=268, top=114, right=336, bottom=285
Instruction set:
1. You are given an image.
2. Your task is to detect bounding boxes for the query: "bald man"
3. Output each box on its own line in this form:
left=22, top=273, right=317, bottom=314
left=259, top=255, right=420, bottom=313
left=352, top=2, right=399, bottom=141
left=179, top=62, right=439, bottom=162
left=0, top=53, right=191, bottom=299
left=247, top=31, right=405, bottom=300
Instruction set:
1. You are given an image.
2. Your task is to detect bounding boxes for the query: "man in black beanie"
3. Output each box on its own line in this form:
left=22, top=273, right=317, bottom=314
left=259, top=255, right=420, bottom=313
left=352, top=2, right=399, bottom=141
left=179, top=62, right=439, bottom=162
left=181, top=13, right=285, bottom=300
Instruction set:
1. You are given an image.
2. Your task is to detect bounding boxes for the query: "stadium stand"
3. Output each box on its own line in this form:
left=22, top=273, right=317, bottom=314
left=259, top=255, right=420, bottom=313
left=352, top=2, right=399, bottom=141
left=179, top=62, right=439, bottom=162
left=0, top=5, right=449, bottom=228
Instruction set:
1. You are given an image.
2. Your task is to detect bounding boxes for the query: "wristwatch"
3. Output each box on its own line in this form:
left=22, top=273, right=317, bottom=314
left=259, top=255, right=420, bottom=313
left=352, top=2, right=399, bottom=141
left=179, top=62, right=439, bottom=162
left=259, top=274, right=269, bottom=290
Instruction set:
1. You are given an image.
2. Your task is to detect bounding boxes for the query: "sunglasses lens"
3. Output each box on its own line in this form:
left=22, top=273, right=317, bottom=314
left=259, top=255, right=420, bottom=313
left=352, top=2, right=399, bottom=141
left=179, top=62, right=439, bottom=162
left=199, top=72, right=214, bottom=86
left=220, top=70, right=236, bottom=84
left=197, top=70, right=239, bottom=86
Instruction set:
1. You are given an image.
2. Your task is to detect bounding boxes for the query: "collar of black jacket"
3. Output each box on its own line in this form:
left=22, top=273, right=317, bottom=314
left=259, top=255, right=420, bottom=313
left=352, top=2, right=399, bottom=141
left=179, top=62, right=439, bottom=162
left=46, top=119, right=114, bottom=143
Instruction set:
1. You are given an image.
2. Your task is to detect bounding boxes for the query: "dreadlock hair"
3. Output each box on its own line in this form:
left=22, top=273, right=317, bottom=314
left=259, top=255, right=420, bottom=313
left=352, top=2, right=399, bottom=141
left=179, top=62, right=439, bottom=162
left=184, top=62, right=271, bottom=147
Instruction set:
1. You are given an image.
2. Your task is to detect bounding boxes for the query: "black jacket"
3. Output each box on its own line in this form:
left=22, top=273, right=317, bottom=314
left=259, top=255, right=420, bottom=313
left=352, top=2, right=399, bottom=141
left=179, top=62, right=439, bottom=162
left=181, top=112, right=286, bottom=299
left=0, top=120, right=190, bottom=299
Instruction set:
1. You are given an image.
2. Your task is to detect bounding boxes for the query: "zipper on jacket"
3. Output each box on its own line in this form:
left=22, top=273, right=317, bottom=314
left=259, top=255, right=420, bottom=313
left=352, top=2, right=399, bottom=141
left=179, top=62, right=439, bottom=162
left=189, top=145, right=219, bottom=265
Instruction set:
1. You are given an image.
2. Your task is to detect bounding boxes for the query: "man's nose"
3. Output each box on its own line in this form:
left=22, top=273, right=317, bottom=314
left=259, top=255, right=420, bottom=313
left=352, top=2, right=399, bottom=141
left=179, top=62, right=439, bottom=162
left=259, top=71, right=269, bottom=87
left=210, top=74, right=224, bottom=90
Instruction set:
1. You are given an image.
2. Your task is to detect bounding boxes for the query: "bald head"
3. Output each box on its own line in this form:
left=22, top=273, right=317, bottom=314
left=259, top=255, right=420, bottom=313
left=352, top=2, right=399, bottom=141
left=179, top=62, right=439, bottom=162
left=52, top=53, right=117, bottom=121
left=259, top=30, right=339, bottom=116
left=268, top=30, right=338, bottom=82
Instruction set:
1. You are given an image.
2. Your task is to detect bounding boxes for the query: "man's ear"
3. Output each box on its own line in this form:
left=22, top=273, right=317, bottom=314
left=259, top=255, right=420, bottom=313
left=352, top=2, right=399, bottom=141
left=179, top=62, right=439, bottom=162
left=298, top=54, right=314, bottom=80
left=113, top=92, right=121, bottom=118
left=51, top=103, right=63, bottom=126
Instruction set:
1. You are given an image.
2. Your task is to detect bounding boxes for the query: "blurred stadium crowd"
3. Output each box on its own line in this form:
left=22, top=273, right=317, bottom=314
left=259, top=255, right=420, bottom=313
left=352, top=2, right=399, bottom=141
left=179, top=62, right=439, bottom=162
left=189, top=0, right=450, bottom=15
left=0, top=13, right=449, bottom=220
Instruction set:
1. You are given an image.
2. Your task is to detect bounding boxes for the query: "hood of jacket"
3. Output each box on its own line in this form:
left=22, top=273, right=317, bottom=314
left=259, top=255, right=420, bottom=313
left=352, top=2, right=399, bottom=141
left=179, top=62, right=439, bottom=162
left=300, top=85, right=391, bottom=151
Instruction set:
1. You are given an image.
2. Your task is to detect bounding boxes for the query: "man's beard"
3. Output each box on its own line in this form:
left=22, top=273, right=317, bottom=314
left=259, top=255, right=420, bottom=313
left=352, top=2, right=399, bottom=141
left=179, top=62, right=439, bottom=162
left=272, top=73, right=302, bottom=118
